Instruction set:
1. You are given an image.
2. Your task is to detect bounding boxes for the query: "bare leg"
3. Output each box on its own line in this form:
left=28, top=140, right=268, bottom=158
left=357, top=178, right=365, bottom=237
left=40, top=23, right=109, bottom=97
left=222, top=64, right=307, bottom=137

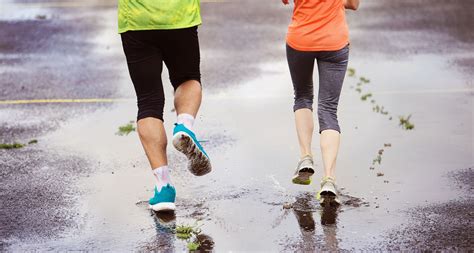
left=137, top=117, right=168, bottom=169
left=174, top=80, right=202, bottom=116
left=295, top=108, right=314, bottom=158
left=172, top=79, right=211, bottom=176
left=320, top=129, right=340, bottom=178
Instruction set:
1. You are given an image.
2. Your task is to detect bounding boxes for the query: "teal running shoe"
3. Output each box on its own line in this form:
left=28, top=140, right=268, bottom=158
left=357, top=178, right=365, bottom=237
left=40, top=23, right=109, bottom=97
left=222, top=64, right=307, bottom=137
left=172, top=123, right=212, bottom=176
left=149, top=184, right=176, bottom=212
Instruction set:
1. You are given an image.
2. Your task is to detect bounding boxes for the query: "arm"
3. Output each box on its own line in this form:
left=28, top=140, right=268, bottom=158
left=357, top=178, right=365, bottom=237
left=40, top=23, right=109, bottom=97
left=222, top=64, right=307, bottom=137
left=344, top=0, right=360, bottom=10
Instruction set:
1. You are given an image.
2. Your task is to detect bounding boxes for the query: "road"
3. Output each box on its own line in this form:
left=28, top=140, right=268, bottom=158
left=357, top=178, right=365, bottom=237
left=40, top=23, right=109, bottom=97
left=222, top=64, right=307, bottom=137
left=0, top=0, right=473, bottom=251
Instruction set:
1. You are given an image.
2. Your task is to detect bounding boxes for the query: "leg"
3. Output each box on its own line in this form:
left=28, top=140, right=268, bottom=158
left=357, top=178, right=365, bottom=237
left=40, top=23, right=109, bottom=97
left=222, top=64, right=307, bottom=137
left=174, top=79, right=202, bottom=117
left=320, top=130, right=340, bottom=178
left=121, top=31, right=168, bottom=169
left=287, top=44, right=317, bottom=185
left=163, top=26, right=211, bottom=176
left=162, top=26, right=202, bottom=118
left=122, top=30, right=176, bottom=211
left=295, top=109, right=314, bottom=158
left=286, top=44, right=316, bottom=158
left=316, top=45, right=349, bottom=178
left=137, top=118, right=168, bottom=169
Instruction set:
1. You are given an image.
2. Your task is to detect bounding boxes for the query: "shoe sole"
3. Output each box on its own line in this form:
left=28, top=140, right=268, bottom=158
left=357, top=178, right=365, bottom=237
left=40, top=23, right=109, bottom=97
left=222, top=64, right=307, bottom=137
left=292, top=168, right=314, bottom=185
left=149, top=202, right=176, bottom=212
left=172, top=132, right=212, bottom=176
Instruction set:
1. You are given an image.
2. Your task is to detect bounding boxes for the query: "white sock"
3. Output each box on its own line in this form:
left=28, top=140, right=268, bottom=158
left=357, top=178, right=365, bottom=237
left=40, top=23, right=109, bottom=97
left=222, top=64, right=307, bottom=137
left=153, top=166, right=171, bottom=191
left=177, top=113, right=195, bottom=130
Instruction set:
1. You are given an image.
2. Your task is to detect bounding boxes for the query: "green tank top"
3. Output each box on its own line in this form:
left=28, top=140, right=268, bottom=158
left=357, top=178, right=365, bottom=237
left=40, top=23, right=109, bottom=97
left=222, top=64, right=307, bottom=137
left=118, top=0, right=201, bottom=33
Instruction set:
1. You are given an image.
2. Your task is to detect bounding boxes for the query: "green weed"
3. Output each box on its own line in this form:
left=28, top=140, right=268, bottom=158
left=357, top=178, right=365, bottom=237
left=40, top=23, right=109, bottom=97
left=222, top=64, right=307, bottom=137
left=372, top=105, right=389, bottom=116
left=0, top=139, right=39, bottom=149
left=117, top=121, right=136, bottom=136
left=399, top=115, right=415, bottom=130
left=187, top=242, right=200, bottom=251
left=373, top=105, right=381, bottom=113
left=175, top=223, right=204, bottom=252
left=0, top=143, right=25, bottom=149
left=359, top=77, right=370, bottom=83
left=361, top=93, right=373, bottom=101
left=347, top=68, right=356, bottom=77
left=176, top=224, right=200, bottom=239
left=373, top=155, right=382, bottom=165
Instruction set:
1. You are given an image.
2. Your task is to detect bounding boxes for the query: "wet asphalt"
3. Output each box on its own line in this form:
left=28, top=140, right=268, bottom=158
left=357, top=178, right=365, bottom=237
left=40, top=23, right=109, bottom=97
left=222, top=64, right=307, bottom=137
left=1, top=0, right=473, bottom=251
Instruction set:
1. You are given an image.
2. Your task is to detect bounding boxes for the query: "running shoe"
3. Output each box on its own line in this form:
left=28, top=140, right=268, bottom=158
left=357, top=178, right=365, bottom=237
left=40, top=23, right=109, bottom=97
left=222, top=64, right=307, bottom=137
left=149, top=184, right=176, bottom=212
left=316, top=177, right=340, bottom=207
left=172, top=123, right=212, bottom=176
left=292, top=155, right=315, bottom=185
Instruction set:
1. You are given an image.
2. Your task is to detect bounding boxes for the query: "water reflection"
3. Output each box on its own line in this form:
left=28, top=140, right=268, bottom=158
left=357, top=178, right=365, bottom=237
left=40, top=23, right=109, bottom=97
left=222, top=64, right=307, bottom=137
left=195, top=234, right=215, bottom=252
left=154, top=210, right=177, bottom=225
left=148, top=210, right=215, bottom=252
left=141, top=210, right=176, bottom=251
left=293, top=195, right=317, bottom=251
left=320, top=204, right=339, bottom=251
left=292, top=193, right=340, bottom=251
left=320, top=203, right=338, bottom=226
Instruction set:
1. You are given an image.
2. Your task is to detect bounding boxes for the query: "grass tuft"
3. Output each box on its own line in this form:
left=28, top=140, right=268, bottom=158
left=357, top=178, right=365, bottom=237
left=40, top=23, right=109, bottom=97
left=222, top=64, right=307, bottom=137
left=117, top=122, right=136, bottom=136
left=347, top=68, right=356, bottom=77
left=0, top=143, right=25, bottom=149
left=187, top=242, right=200, bottom=251
left=360, top=93, right=373, bottom=101
left=399, top=115, right=415, bottom=130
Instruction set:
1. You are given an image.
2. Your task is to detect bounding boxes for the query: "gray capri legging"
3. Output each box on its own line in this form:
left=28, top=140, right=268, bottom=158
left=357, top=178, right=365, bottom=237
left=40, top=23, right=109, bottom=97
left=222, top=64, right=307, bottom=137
left=286, top=44, right=349, bottom=133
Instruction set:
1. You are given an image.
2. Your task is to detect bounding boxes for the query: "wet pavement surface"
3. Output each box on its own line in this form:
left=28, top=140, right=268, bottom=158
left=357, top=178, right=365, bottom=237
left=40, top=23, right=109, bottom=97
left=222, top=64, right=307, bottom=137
left=1, top=0, right=473, bottom=251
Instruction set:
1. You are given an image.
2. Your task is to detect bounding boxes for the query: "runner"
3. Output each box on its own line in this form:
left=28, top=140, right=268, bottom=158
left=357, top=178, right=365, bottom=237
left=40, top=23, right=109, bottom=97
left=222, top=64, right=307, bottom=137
left=282, top=0, right=359, bottom=205
left=118, top=0, right=212, bottom=212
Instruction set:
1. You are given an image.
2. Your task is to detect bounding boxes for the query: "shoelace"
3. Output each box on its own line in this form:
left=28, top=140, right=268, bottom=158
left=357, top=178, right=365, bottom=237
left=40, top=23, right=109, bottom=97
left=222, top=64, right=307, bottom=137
left=174, top=123, right=209, bottom=145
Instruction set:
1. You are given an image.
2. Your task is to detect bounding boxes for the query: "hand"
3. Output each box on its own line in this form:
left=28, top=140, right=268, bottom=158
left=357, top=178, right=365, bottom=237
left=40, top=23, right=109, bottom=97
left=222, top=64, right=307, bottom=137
left=344, top=0, right=360, bottom=10
left=282, top=0, right=290, bottom=5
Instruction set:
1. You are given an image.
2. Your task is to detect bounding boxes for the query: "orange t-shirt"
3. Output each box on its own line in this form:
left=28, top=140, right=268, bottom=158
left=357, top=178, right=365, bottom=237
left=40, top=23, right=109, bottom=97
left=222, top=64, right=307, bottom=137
left=287, top=0, right=349, bottom=51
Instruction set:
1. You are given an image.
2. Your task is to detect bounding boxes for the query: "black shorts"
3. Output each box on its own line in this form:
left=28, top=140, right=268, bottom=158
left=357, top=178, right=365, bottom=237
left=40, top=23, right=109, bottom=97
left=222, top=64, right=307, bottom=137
left=121, top=26, right=201, bottom=121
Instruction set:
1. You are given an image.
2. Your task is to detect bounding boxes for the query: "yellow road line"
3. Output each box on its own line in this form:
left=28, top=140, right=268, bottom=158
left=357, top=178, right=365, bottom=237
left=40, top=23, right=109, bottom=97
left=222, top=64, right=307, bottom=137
left=0, top=98, right=134, bottom=105
left=5, top=0, right=226, bottom=8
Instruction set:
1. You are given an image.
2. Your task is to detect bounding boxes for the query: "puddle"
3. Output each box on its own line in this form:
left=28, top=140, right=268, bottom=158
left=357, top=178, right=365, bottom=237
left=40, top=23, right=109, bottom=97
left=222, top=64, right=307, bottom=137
left=7, top=51, right=465, bottom=250
left=2, top=0, right=472, bottom=250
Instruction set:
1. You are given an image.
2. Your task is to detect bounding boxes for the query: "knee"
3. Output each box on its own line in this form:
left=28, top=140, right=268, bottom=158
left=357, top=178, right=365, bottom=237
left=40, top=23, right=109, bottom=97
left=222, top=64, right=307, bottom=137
left=294, top=96, right=314, bottom=112
left=137, top=93, right=165, bottom=122
left=318, top=99, right=338, bottom=114
left=317, top=103, right=340, bottom=133
left=171, top=76, right=201, bottom=91
left=137, top=119, right=168, bottom=145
